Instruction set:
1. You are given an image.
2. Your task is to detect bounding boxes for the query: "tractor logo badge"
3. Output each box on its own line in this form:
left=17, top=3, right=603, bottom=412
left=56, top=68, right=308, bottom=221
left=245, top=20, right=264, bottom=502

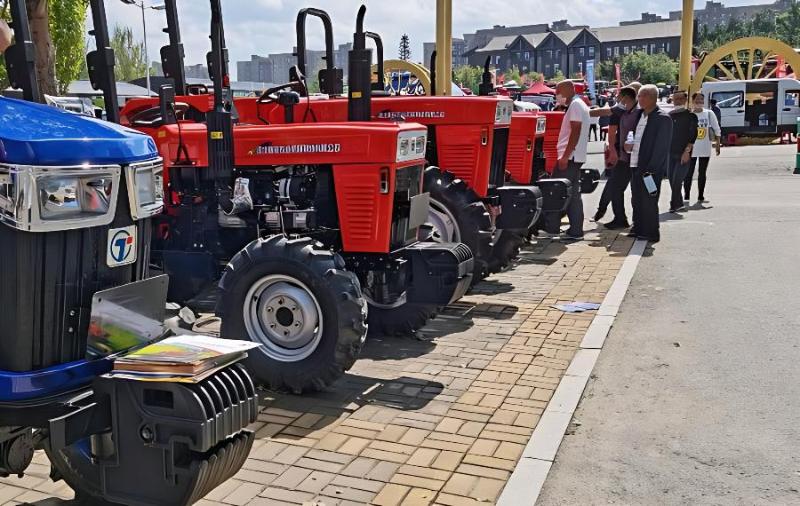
left=376, top=111, right=445, bottom=120
left=251, top=142, right=342, bottom=155
left=107, top=226, right=138, bottom=268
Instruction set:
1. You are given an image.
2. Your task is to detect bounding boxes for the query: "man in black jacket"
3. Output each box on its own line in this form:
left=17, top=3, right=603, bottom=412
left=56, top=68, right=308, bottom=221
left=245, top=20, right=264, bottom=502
left=667, top=90, right=698, bottom=212
left=627, top=85, right=672, bottom=243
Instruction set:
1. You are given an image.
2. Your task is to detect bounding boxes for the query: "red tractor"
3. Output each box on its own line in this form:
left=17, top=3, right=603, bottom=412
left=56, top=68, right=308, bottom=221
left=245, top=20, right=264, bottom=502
left=114, top=0, right=474, bottom=392
left=123, top=6, right=542, bottom=280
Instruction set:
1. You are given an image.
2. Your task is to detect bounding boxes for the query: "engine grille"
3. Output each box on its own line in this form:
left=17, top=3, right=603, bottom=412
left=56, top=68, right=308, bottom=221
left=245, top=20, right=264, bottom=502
left=490, top=127, right=510, bottom=189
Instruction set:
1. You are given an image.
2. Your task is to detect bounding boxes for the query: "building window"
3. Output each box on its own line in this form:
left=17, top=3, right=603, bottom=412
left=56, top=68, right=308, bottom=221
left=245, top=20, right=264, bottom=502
left=606, top=47, right=612, bottom=58
left=554, top=63, right=560, bottom=73
left=649, top=43, right=656, bottom=54
left=547, top=49, right=553, bottom=59
left=555, top=49, right=561, bottom=59
left=579, top=47, right=585, bottom=57
left=589, top=46, right=595, bottom=57
left=495, top=55, right=501, bottom=65
left=666, top=42, right=671, bottom=53
left=545, top=64, right=551, bottom=74
left=524, top=51, right=530, bottom=60
left=614, top=46, right=620, bottom=57
left=624, top=46, right=630, bottom=55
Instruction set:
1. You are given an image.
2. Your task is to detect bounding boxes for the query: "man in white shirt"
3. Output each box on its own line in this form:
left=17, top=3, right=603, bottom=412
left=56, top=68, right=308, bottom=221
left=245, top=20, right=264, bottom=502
left=550, top=80, right=590, bottom=240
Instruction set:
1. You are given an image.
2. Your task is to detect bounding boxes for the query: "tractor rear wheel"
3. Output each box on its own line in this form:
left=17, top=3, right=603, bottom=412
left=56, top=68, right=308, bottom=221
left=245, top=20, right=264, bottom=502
left=216, top=235, right=367, bottom=393
left=488, top=230, right=526, bottom=273
left=366, top=301, right=438, bottom=337
left=424, top=166, right=493, bottom=285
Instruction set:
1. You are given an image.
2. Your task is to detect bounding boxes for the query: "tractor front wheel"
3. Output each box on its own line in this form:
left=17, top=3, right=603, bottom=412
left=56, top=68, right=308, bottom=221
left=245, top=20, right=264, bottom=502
left=424, top=166, right=493, bottom=285
left=487, top=230, right=526, bottom=273
left=217, top=235, right=367, bottom=393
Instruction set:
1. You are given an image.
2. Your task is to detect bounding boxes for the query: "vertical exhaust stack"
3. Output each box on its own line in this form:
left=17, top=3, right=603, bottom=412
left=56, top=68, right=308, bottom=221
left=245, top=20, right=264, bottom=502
left=206, top=0, right=234, bottom=183
left=478, top=56, right=494, bottom=96
left=87, top=0, right=120, bottom=123
left=161, top=0, right=187, bottom=96
left=364, top=31, right=384, bottom=92
left=348, top=5, right=372, bottom=122
left=295, top=8, right=343, bottom=96
left=4, top=0, right=41, bottom=103
left=429, top=50, right=438, bottom=97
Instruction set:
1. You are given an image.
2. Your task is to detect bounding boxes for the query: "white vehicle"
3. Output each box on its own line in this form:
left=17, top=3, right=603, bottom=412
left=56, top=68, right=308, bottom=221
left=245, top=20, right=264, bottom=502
left=701, top=78, right=800, bottom=136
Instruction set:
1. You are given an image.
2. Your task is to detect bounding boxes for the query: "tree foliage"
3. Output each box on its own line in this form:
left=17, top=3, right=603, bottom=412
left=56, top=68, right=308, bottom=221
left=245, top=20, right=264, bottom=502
left=696, top=4, right=800, bottom=52
left=399, top=34, right=411, bottom=61
left=619, top=51, right=677, bottom=84
left=111, top=25, right=148, bottom=82
left=453, top=64, right=482, bottom=93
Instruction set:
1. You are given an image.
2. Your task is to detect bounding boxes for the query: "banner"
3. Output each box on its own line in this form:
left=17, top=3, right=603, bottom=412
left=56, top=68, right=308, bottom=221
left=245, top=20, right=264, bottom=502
left=586, top=59, right=596, bottom=100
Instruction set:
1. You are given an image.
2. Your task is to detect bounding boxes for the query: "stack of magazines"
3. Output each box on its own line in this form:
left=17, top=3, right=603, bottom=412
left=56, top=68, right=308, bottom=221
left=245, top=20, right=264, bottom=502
left=107, top=335, right=260, bottom=383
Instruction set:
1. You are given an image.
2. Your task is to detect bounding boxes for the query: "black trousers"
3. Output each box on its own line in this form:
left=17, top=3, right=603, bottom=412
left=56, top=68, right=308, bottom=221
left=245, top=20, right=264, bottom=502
left=630, top=168, right=663, bottom=241
left=589, top=124, right=598, bottom=141
left=685, top=157, right=710, bottom=199
left=546, top=161, right=584, bottom=236
left=610, top=160, right=632, bottom=224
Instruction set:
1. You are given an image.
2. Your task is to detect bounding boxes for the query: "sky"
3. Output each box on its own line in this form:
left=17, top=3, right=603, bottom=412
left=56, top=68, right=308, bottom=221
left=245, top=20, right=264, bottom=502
left=99, top=0, right=777, bottom=80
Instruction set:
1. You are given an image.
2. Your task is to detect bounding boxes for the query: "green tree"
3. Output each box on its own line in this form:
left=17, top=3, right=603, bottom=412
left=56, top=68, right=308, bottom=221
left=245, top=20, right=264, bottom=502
left=453, top=64, right=482, bottom=94
left=111, top=25, right=148, bottom=82
left=505, top=65, right=523, bottom=86
left=619, top=51, right=677, bottom=84
left=0, top=0, right=87, bottom=97
left=399, top=34, right=411, bottom=61
left=552, top=69, right=566, bottom=82
left=776, top=2, right=800, bottom=47
left=596, top=60, right=616, bottom=81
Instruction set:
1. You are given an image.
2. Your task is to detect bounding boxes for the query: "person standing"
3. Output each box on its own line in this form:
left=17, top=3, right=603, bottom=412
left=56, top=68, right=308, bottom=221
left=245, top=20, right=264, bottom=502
left=667, top=90, right=698, bottom=213
left=685, top=92, right=721, bottom=202
left=589, top=107, right=600, bottom=141
left=600, top=85, right=640, bottom=229
left=628, top=85, right=671, bottom=243
left=549, top=80, right=590, bottom=240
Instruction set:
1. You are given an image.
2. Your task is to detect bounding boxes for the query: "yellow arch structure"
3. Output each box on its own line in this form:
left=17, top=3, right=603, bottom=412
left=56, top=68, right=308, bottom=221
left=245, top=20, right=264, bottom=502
left=374, top=59, right=432, bottom=95
left=691, top=37, right=800, bottom=94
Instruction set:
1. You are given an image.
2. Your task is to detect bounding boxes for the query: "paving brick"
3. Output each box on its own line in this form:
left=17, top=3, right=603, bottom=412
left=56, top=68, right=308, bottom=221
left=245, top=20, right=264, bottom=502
left=272, top=445, right=309, bottom=465
left=314, top=432, right=349, bottom=452
left=294, top=457, right=346, bottom=474
left=319, top=484, right=376, bottom=503
left=434, top=492, right=485, bottom=506
left=296, top=471, right=336, bottom=494
left=330, top=475, right=386, bottom=493
left=221, top=481, right=265, bottom=505
left=372, top=483, right=411, bottom=506
left=256, top=487, right=315, bottom=504
left=461, top=454, right=517, bottom=471
left=441, top=473, right=478, bottom=495
left=396, top=464, right=452, bottom=482
left=431, top=450, right=463, bottom=472
left=340, top=457, right=379, bottom=478
left=455, top=462, right=511, bottom=481
left=369, top=440, right=418, bottom=455
left=494, top=441, right=525, bottom=461
left=366, top=461, right=401, bottom=482
left=469, top=476, right=506, bottom=502
left=406, top=448, right=440, bottom=467
left=205, top=479, right=242, bottom=501
left=401, top=487, right=437, bottom=505
left=270, top=467, right=312, bottom=489
left=390, top=473, right=446, bottom=492
left=376, top=424, right=409, bottom=442
left=337, top=436, right=371, bottom=455
left=469, top=438, right=500, bottom=457
left=398, top=428, right=430, bottom=446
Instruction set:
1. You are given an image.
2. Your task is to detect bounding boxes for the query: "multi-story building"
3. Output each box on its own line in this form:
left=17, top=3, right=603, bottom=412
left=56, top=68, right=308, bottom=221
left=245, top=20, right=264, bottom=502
left=185, top=64, right=209, bottom=80
left=236, top=43, right=352, bottom=87
left=423, top=39, right=468, bottom=68
left=463, top=20, right=682, bottom=78
left=669, top=0, right=794, bottom=29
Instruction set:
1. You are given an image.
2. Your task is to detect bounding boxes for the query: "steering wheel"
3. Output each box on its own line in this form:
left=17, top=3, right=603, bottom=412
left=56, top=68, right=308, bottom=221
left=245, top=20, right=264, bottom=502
left=186, top=84, right=209, bottom=96
left=127, top=102, right=190, bottom=128
left=257, top=82, right=307, bottom=104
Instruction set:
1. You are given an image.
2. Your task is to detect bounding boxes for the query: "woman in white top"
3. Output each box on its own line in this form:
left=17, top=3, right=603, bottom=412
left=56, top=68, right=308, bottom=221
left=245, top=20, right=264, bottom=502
left=684, top=92, right=721, bottom=202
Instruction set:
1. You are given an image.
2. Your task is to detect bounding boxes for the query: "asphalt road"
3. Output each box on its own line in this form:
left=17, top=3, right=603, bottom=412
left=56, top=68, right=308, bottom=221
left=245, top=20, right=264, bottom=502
left=538, top=144, right=800, bottom=505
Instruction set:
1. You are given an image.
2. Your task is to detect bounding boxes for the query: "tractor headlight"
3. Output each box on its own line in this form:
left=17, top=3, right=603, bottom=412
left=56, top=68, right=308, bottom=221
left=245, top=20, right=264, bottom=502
left=536, top=116, right=547, bottom=135
left=0, top=163, right=120, bottom=232
left=126, top=159, right=165, bottom=220
left=397, top=130, right=427, bottom=163
left=495, top=100, right=513, bottom=125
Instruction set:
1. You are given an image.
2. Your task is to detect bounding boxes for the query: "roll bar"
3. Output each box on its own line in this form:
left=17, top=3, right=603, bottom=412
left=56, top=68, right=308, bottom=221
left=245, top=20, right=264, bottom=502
left=87, top=0, right=120, bottom=123
left=4, top=0, right=41, bottom=103
left=478, top=56, right=494, bottom=96
left=207, top=0, right=231, bottom=112
left=160, top=0, right=187, bottom=96
left=430, top=50, right=438, bottom=97
left=365, top=32, right=384, bottom=91
left=348, top=5, right=372, bottom=121
left=295, top=8, right=343, bottom=95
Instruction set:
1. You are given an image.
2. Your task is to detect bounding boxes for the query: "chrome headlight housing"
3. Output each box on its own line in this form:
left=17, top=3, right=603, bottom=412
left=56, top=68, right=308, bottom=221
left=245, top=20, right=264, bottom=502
left=126, top=159, right=165, bottom=220
left=397, top=130, right=428, bottom=163
left=495, top=100, right=513, bottom=126
left=536, top=116, right=547, bottom=135
left=0, top=163, right=120, bottom=232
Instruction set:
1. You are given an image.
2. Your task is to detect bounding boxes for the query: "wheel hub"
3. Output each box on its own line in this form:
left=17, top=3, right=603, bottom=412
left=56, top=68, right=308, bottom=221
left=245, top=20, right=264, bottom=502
left=428, top=198, right=461, bottom=243
left=244, top=275, right=323, bottom=362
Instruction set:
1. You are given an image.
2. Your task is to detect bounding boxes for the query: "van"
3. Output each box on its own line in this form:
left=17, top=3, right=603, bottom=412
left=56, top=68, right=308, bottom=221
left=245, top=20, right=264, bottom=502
left=701, top=78, right=800, bottom=136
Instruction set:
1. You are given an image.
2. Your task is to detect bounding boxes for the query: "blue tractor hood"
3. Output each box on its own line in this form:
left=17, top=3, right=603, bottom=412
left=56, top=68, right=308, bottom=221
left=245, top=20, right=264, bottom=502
left=0, top=96, right=158, bottom=166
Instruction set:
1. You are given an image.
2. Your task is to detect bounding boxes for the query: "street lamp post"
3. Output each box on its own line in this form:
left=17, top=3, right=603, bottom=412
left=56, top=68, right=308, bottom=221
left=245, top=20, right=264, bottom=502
left=120, top=0, right=165, bottom=95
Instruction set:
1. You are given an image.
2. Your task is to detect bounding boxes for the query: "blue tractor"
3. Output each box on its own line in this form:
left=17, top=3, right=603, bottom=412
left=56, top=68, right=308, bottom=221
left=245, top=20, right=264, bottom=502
left=0, top=1, right=256, bottom=503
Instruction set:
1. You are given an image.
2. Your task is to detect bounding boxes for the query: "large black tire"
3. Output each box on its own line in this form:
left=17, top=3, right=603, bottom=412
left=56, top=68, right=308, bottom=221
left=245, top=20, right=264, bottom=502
left=487, top=230, right=526, bottom=273
left=367, top=303, right=439, bottom=337
left=216, top=235, right=367, bottom=393
left=423, top=166, right=493, bottom=285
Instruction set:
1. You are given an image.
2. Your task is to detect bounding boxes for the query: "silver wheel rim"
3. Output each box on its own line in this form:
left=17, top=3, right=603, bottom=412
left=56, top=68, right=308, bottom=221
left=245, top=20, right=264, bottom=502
left=243, top=274, right=323, bottom=362
left=428, top=198, right=461, bottom=243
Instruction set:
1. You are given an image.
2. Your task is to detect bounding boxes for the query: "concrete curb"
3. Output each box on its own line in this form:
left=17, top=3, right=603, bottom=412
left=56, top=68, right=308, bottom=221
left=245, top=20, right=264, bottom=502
left=497, top=239, right=648, bottom=506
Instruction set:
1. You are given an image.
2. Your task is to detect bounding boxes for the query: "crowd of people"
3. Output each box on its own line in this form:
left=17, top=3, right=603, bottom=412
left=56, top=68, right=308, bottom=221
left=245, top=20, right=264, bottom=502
left=551, top=80, right=721, bottom=244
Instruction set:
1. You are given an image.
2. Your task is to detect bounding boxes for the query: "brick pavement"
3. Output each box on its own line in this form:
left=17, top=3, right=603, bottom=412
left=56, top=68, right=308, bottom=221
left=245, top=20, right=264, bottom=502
left=0, top=230, right=634, bottom=506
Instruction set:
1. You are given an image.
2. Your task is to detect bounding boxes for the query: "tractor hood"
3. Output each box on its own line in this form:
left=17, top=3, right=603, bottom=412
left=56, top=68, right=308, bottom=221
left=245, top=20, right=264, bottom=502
left=0, top=96, right=158, bottom=166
